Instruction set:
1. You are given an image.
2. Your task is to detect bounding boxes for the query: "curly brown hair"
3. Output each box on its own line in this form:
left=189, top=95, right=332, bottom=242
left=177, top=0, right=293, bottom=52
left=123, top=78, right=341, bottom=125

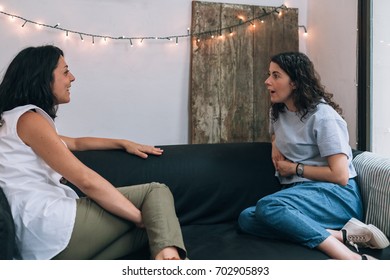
left=269, top=52, right=343, bottom=122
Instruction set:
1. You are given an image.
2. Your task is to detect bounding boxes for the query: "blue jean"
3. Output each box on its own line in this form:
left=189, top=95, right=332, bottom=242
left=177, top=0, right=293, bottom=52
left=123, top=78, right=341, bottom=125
left=238, top=179, right=363, bottom=248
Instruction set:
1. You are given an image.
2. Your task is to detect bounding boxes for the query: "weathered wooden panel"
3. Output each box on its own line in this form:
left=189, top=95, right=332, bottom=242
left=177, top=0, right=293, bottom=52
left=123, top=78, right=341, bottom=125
left=191, top=2, right=298, bottom=144
left=253, top=7, right=299, bottom=142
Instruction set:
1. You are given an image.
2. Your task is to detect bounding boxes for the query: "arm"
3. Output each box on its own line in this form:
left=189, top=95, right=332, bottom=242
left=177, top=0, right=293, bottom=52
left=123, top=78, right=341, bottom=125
left=60, top=135, right=163, bottom=159
left=17, top=111, right=144, bottom=226
left=271, top=134, right=285, bottom=170
left=276, top=153, right=349, bottom=186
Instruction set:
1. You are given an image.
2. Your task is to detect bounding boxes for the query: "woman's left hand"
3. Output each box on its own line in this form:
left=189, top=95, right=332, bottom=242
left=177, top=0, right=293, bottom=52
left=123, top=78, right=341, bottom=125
left=123, top=141, right=163, bottom=159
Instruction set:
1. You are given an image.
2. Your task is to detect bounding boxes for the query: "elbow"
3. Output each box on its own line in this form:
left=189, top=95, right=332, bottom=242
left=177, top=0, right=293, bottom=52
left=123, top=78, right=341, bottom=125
left=333, top=174, right=349, bottom=186
left=337, top=178, right=349, bottom=187
left=70, top=171, right=97, bottom=194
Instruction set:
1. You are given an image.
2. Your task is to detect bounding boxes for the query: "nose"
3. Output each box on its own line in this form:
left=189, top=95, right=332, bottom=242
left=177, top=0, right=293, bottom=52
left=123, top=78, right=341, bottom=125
left=264, top=76, right=271, bottom=85
left=70, top=72, right=76, bottom=82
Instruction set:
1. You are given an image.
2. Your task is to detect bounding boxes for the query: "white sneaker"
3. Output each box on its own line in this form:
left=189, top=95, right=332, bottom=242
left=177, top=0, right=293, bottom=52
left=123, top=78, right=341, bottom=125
left=342, top=218, right=390, bottom=249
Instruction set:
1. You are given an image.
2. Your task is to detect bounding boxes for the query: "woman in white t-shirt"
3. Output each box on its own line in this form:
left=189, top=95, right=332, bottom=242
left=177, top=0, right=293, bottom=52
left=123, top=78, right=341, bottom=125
left=238, top=52, right=389, bottom=260
left=0, top=45, right=186, bottom=260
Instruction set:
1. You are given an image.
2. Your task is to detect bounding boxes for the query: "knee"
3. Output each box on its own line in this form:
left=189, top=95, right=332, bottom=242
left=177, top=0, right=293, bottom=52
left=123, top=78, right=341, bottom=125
left=238, top=208, right=254, bottom=232
left=255, top=197, right=274, bottom=221
left=149, top=182, right=173, bottom=197
left=150, top=182, right=169, bottom=190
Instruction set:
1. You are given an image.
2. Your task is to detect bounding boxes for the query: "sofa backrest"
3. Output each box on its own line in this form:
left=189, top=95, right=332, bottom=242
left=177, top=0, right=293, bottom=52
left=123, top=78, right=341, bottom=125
left=71, top=142, right=280, bottom=225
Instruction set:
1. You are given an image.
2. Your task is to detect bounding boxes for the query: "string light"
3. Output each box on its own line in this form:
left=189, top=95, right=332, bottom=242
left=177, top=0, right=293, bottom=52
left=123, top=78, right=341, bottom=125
left=0, top=4, right=305, bottom=47
left=299, top=25, right=308, bottom=36
left=194, top=4, right=289, bottom=40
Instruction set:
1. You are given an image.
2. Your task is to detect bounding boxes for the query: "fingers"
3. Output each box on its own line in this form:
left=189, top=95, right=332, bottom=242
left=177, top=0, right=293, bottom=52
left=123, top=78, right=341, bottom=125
left=150, top=147, right=164, bottom=155
left=140, top=145, right=163, bottom=155
left=136, top=151, right=149, bottom=159
left=132, top=145, right=163, bottom=159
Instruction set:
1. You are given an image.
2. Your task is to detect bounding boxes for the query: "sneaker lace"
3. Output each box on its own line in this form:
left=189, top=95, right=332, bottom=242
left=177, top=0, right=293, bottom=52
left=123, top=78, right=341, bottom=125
left=347, top=235, right=371, bottom=251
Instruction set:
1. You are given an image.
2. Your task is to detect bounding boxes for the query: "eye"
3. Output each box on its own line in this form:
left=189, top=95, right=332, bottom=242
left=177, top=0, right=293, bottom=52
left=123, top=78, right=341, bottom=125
left=268, top=71, right=281, bottom=79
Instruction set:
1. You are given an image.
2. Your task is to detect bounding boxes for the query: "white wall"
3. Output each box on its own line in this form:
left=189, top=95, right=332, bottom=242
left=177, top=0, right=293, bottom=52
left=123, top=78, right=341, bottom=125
left=306, top=0, right=358, bottom=148
left=1, top=0, right=361, bottom=148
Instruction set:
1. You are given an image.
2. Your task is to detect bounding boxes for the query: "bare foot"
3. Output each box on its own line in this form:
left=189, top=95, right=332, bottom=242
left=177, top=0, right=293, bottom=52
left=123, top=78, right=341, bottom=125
left=155, top=246, right=181, bottom=260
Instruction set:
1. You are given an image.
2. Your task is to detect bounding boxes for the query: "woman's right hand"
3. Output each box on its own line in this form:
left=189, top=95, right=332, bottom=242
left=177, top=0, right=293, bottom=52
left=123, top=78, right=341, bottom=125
left=133, top=212, right=145, bottom=228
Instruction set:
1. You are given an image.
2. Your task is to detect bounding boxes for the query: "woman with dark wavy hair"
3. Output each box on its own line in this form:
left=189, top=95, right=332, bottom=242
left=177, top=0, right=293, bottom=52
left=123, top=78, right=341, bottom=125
left=238, top=52, right=389, bottom=260
left=0, top=45, right=186, bottom=260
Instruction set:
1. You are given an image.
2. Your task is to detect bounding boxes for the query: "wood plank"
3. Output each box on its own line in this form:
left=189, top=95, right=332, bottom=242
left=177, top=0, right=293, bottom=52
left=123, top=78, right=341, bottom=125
left=253, top=7, right=299, bottom=142
left=191, top=1, right=222, bottom=143
left=191, top=2, right=298, bottom=144
left=219, top=4, right=254, bottom=143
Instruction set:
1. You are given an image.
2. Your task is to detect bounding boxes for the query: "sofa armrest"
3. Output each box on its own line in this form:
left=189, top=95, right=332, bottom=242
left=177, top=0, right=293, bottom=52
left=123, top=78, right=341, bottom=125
left=353, top=152, right=390, bottom=237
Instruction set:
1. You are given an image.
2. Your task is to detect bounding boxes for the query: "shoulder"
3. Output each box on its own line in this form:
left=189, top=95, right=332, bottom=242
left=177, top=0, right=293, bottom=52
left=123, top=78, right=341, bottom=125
left=17, top=107, right=55, bottom=129
left=18, top=110, right=56, bottom=134
left=17, top=110, right=57, bottom=146
left=18, top=110, right=43, bottom=125
left=314, top=102, right=333, bottom=113
left=313, top=103, right=344, bottom=121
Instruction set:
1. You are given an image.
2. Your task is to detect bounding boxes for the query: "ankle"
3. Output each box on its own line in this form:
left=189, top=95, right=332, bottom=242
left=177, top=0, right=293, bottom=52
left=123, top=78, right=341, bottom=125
left=155, top=246, right=181, bottom=260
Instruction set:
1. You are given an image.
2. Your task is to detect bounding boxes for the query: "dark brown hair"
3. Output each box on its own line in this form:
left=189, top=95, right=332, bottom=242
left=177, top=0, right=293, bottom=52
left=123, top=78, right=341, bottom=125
left=270, top=52, right=343, bottom=121
left=0, top=45, right=64, bottom=121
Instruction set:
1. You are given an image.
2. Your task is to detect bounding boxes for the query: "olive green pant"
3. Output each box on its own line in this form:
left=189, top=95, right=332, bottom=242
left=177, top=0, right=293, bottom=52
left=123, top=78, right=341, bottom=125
left=53, top=183, right=186, bottom=260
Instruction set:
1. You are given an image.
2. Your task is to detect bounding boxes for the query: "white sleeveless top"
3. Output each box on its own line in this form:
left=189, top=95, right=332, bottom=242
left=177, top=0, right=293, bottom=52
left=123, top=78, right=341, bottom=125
left=0, top=105, right=78, bottom=259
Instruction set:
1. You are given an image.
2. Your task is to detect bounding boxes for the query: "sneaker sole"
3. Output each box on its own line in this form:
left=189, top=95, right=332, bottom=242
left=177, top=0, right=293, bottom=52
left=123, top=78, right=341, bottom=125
left=349, top=218, right=390, bottom=249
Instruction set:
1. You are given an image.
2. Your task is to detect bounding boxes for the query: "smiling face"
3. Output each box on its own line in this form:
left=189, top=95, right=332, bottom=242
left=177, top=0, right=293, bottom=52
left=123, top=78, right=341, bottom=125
left=265, top=61, right=296, bottom=111
left=51, top=56, right=75, bottom=105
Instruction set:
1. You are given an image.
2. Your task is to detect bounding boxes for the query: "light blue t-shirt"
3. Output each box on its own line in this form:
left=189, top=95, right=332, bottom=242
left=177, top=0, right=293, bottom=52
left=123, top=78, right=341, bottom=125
left=270, top=102, right=356, bottom=185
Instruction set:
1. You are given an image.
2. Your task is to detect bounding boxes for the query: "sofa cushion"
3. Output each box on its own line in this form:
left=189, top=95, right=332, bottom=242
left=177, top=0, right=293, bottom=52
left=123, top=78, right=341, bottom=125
left=352, top=151, right=390, bottom=238
left=182, top=222, right=329, bottom=260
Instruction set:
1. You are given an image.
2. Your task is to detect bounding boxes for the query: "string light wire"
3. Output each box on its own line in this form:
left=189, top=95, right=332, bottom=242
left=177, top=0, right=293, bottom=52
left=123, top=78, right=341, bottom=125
left=0, top=5, right=307, bottom=45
